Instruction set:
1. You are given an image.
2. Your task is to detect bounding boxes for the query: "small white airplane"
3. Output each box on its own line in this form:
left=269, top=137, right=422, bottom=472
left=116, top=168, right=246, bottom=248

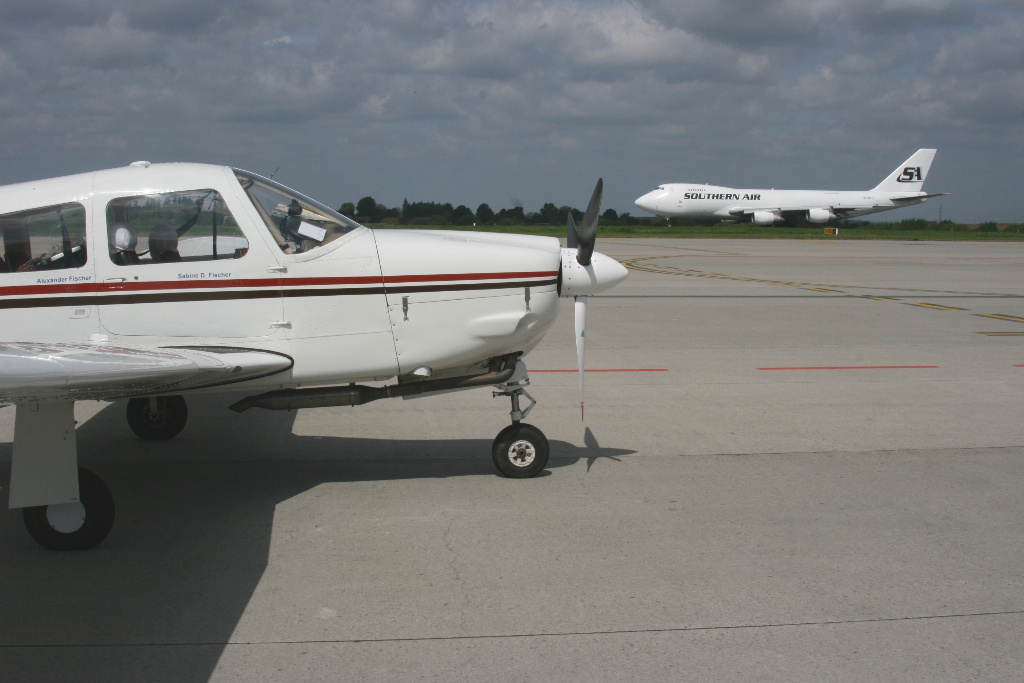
left=635, top=149, right=948, bottom=225
left=0, top=162, right=627, bottom=550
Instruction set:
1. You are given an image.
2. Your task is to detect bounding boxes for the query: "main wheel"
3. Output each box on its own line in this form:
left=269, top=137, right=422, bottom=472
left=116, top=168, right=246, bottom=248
left=492, top=423, right=549, bottom=478
left=23, top=468, right=115, bottom=551
left=127, top=395, right=187, bottom=440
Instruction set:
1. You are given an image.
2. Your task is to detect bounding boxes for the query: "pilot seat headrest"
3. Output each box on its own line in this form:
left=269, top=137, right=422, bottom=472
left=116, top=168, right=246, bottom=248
left=109, top=222, right=138, bottom=253
left=148, top=223, right=179, bottom=255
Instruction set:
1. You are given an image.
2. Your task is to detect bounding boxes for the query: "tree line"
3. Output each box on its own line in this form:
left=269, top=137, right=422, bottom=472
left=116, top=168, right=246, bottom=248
left=336, top=198, right=1023, bottom=231
left=338, top=196, right=661, bottom=226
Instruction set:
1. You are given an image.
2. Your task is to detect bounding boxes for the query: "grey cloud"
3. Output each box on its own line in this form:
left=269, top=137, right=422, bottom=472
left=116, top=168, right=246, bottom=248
left=843, top=0, right=974, bottom=32
left=932, top=21, right=1024, bottom=75
left=0, top=1, right=117, bottom=28
left=124, top=0, right=293, bottom=34
left=638, top=0, right=836, bottom=46
left=60, top=12, right=167, bottom=71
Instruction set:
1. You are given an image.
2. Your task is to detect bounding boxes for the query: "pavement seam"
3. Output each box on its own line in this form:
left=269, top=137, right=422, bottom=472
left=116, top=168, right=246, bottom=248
left=5, top=610, right=1023, bottom=649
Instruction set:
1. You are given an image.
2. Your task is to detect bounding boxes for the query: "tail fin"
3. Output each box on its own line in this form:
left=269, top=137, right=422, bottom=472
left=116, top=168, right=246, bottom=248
left=872, top=149, right=937, bottom=192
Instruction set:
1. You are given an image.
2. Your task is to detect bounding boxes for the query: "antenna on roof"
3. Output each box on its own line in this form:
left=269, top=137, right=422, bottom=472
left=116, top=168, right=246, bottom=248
left=269, top=166, right=280, bottom=180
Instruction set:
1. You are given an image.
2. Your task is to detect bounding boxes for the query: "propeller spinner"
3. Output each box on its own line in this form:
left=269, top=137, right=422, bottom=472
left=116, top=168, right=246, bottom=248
left=559, top=179, right=628, bottom=420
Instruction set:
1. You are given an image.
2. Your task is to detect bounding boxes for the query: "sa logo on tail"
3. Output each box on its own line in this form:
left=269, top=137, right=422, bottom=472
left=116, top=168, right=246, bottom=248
left=898, top=167, right=923, bottom=183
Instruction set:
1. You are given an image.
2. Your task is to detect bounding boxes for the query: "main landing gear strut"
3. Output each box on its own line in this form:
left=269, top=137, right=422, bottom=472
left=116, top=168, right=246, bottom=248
left=126, top=396, right=188, bottom=441
left=14, top=395, right=189, bottom=551
left=22, top=468, right=115, bottom=551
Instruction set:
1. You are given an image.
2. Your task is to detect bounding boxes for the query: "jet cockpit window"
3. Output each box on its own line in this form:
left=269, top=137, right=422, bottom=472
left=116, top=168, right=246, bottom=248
left=0, top=202, right=87, bottom=274
left=105, top=190, right=248, bottom=266
left=234, top=170, right=359, bottom=255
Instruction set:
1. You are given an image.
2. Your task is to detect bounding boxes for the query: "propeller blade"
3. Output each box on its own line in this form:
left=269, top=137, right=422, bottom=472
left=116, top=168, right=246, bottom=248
left=566, top=213, right=579, bottom=249
left=576, top=178, right=603, bottom=267
left=575, top=295, right=587, bottom=421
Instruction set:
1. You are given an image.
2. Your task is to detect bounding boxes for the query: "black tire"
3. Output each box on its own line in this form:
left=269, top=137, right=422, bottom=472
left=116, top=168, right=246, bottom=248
left=126, top=395, right=187, bottom=440
left=23, top=468, right=115, bottom=551
left=492, top=423, right=549, bottom=478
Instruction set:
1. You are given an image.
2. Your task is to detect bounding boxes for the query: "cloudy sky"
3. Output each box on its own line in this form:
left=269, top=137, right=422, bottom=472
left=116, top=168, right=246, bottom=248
left=1, top=0, right=1022, bottom=222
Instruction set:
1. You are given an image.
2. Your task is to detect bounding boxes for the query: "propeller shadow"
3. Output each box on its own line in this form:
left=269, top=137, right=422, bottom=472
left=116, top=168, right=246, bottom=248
left=0, top=393, right=634, bottom=682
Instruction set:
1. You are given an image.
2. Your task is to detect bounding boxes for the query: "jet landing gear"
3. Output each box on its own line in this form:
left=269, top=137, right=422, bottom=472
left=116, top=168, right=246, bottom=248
left=492, top=375, right=549, bottom=478
left=22, top=468, right=115, bottom=551
left=126, top=395, right=187, bottom=440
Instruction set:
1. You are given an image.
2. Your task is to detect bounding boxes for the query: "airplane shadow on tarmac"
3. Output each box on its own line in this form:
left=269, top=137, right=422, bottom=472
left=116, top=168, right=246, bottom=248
left=0, top=393, right=634, bottom=683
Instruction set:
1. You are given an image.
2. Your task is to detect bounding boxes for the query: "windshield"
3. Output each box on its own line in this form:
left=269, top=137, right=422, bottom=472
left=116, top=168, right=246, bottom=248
left=234, top=169, right=360, bottom=255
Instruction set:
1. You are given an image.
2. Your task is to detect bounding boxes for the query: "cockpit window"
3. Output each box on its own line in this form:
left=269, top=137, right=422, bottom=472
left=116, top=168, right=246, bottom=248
left=105, top=190, right=248, bottom=266
left=0, top=202, right=87, bottom=274
left=234, top=169, right=359, bottom=255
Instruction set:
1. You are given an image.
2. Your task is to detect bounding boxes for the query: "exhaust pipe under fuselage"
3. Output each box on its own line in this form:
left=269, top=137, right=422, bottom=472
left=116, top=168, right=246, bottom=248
left=229, top=353, right=520, bottom=413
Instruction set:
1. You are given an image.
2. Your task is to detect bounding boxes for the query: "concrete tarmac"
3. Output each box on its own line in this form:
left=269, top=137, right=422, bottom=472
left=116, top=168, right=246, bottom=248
left=1, top=238, right=1023, bottom=681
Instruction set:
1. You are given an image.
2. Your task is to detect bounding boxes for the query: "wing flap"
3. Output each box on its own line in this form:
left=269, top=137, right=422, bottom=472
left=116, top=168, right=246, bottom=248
left=0, top=343, right=292, bottom=403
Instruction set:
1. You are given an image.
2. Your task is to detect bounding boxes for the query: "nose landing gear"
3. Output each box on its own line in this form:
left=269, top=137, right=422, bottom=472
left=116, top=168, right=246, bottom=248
left=492, top=368, right=549, bottom=478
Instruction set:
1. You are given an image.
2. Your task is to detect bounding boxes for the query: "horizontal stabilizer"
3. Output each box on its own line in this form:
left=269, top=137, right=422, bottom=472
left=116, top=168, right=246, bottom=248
left=891, top=192, right=950, bottom=203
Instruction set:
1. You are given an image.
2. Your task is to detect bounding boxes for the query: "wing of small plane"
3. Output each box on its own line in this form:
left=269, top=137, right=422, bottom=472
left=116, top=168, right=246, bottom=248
left=0, top=343, right=292, bottom=404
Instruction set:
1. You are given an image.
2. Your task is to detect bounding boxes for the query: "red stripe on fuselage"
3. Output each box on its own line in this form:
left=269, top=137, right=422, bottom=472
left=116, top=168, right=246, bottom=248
left=0, top=277, right=379, bottom=297
left=383, top=270, right=558, bottom=284
left=0, top=272, right=558, bottom=303
left=1, top=272, right=556, bottom=294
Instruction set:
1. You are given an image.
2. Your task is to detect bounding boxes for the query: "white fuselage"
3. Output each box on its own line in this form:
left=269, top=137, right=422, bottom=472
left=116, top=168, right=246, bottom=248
left=0, top=163, right=627, bottom=399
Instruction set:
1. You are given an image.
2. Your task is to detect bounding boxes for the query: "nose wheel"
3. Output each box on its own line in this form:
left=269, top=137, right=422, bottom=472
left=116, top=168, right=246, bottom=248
left=492, top=372, right=548, bottom=478
left=492, top=422, right=549, bottom=478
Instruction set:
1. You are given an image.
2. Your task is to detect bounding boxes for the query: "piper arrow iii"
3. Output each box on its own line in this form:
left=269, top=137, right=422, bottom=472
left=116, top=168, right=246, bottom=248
left=635, top=149, right=948, bottom=225
left=0, top=162, right=626, bottom=550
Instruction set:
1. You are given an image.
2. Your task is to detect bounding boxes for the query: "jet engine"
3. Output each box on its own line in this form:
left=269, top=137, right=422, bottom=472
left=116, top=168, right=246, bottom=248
left=806, top=208, right=837, bottom=223
left=752, top=210, right=780, bottom=226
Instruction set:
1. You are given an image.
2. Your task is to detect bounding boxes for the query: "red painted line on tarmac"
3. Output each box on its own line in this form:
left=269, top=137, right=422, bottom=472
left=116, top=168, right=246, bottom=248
left=532, top=369, right=669, bottom=373
left=757, top=366, right=939, bottom=371
left=626, top=254, right=1024, bottom=261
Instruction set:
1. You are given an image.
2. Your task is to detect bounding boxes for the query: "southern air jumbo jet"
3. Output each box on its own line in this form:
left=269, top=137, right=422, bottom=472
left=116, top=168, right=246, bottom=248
left=0, top=162, right=626, bottom=550
left=634, top=149, right=947, bottom=225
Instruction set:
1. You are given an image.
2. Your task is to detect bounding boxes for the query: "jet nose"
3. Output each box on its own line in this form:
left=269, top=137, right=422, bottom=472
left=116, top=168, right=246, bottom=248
left=634, top=189, right=665, bottom=214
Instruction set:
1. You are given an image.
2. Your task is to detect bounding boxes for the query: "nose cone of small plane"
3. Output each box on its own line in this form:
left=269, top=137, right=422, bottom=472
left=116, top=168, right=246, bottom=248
left=560, top=249, right=629, bottom=298
left=587, top=251, right=629, bottom=293
left=634, top=189, right=667, bottom=215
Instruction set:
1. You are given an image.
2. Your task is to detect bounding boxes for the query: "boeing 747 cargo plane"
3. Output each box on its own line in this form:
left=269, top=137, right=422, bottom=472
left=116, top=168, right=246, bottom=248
left=635, top=149, right=947, bottom=225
